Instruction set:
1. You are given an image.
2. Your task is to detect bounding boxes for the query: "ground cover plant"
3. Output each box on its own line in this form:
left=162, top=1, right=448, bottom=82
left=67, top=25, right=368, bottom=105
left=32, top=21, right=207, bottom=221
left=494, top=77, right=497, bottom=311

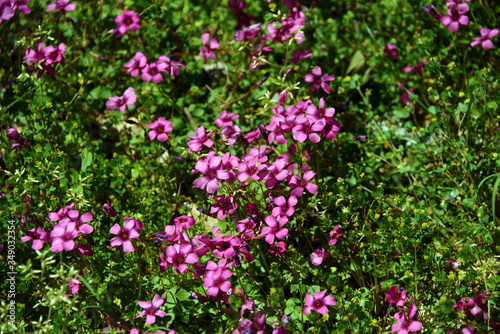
left=1, top=0, right=500, bottom=333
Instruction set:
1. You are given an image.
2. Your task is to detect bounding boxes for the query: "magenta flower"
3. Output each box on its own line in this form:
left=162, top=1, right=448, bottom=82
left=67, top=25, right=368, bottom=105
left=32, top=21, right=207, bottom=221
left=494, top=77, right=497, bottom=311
left=74, top=211, right=94, bottom=235
left=384, top=44, right=399, bottom=58
left=469, top=291, right=490, bottom=321
left=210, top=195, right=238, bottom=220
left=46, top=0, right=76, bottom=12
left=311, top=248, right=326, bottom=266
left=236, top=160, right=268, bottom=182
left=272, top=195, right=297, bottom=217
left=7, top=124, right=27, bottom=149
left=440, top=6, right=469, bottom=32
left=260, top=215, right=288, bottom=245
left=64, top=276, right=81, bottom=296
left=446, top=0, right=471, bottom=13
left=386, top=286, right=407, bottom=307
left=103, top=200, right=118, bottom=217
left=21, top=226, right=49, bottom=250
left=136, top=294, right=166, bottom=325
left=471, top=28, right=499, bottom=49
left=164, top=243, right=199, bottom=274
left=403, top=61, right=429, bottom=76
left=269, top=241, right=288, bottom=256
left=187, top=126, right=216, bottom=152
left=239, top=311, right=266, bottom=334
left=141, top=61, right=167, bottom=83
left=43, top=43, right=66, bottom=65
left=110, top=218, right=140, bottom=253
left=48, top=202, right=78, bottom=226
left=292, top=119, right=325, bottom=143
left=287, top=49, right=312, bottom=64
left=157, top=55, right=189, bottom=76
left=288, top=171, right=318, bottom=197
left=234, top=23, right=261, bottom=41
left=124, top=52, right=147, bottom=77
left=106, top=87, right=136, bottom=113
left=391, top=304, right=423, bottom=334
left=50, top=222, right=81, bottom=252
left=303, top=289, right=336, bottom=315
left=203, top=267, right=233, bottom=296
left=199, top=32, right=220, bottom=64
left=147, top=117, right=173, bottom=142
left=115, top=9, right=140, bottom=35
left=215, top=110, right=239, bottom=128
left=193, top=153, right=230, bottom=194
left=173, top=215, right=196, bottom=231
left=329, top=225, right=342, bottom=245
left=265, top=158, right=289, bottom=189
left=461, top=324, right=474, bottom=334
left=304, top=67, right=335, bottom=94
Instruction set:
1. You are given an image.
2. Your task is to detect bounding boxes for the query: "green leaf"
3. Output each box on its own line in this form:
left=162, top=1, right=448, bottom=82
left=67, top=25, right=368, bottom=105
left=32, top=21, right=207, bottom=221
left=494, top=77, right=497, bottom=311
left=81, top=152, right=93, bottom=172
left=346, top=50, right=365, bottom=74
left=393, top=109, right=410, bottom=119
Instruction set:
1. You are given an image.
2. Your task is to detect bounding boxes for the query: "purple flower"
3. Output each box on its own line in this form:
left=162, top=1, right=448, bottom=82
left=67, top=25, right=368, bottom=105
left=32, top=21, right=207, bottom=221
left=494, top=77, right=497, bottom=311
left=193, top=153, right=230, bottom=194
left=329, top=225, right=342, bottom=245
left=288, top=170, right=318, bottom=197
left=311, top=248, right=326, bottom=266
left=446, top=0, right=471, bottom=13
left=187, top=126, right=216, bottom=152
left=199, top=32, right=219, bottom=64
left=46, top=0, right=76, bottom=13
left=303, top=289, right=336, bottom=315
left=203, top=266, right=233, bottom=296
left=287, top=49, right=312, bottom=64
left=6, top=124, right=27, bottom=149
left=147, top=117, right=173, bottom=142
left=115, top=9, right=140, bottom=35
left=403, top=61, right=429, bottom=77
left=471, top=28, right=499, bottom=49
left=43, top=43, right=66, bottom=65
left=210, top=195, right=238, bottom=220
left=124, top=52, right=147, bottom=77
left=260, top=215, right=288, bottom=245
left=272, top=195, right=297, bottom=217
left=110, top=218, right=140, bottom=253
left=384, top=44, right=399, bottom=58
left=215, top=110, right=239, bottom=128
left=386, top=286, right=407, bottom=307
left=164, top=243, right=199, bottom=274
left=461, top=324, right=474, bottom=334
left=141, top=61, right=167, bottom=83
left=102, top=200, right=118, bottom=217
left=21, top=226, right=49, bottom=250
left=157, top=54, right=189, bottom=76
left=48, top=202, right=78, bottom=226
left=50, top=222, right=82, bottom=252
left=173, top=215, right=196, bottom=231
left=64, top=276, right=81, bottom=296
left=239, top=311, right=266, bottom=334
left=304, top=67, right=335, bottom=94
left=106, top=87, right=136, bottom=113
left=136, top=294, right=166, bottom=325
left=235, top=23, right=261, bottom=41
left=440, top=6, right=469, bottom=32
left=391, top=304, right=422, bottom=334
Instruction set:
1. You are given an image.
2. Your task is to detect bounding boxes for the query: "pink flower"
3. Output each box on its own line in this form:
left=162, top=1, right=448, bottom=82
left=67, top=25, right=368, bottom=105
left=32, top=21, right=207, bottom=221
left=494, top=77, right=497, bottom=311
left=106, top=87, right=136, bottom=113
left=303, top=289, right=336, bottom=315
left=471, top=28, right=499, bottom=49
left=462, top=324, right=474, bottom=334
left=329, top=225, right=342, bottom=245
left=124, top=52, right=147, bottom=77
left=440, top=6, right=469, bottom=32
left=173, top=215, right=195, bottom=231
left=147, top=117, right=173, bottom=142
left=310, top=248, right=326, bottom=266
left=115, top=9, right=140, bottom=35
left=269, top=241, right=288, bottom=256
left=391, top=304, right=422, bottom=334
left=187, top=126, right=216, bottom=152
left=64, top=276, right=81, bottom=296
left=157, top=54, right=189, bottom=76
left=403, top=61, right=429, bottom=77
left=48, top=202, right=78, bottom=226
left=287, top=49, right=312, bottom=64
left=110, top=218, right=140, bottom=253
left=141, top=61, right=167, bottom=83
left=136, top=294, right=167, bottom=325
left=50, top=222, right=81, bottom=252
left=215, top=110, right=239, bottom=128
left=210, top=195, right=238, bottom=220
left=199, top=32, right=220, bottom=64
left=21, top=226, right=49, bottom=250
left=386, top=286, right=407, bottom=307
left=193, top=153, right=230, bottom=194
left=46, top=0, right=76, bottom=13
left=6, top=124, right=27, bottom=149
left=446, top=0, right=471, bottom=13
left=103, top=200, right=118, bottom=217
left=288, top=170, right=318, bottom=197
left=203, top=265, right=233, bottom=296
left=272, top=195, right=297, bottom=217
left=384, top=44, right=399, bottom=58
left=235, top=23, right=261, bottom=41
left=304, top=67, right=335, bottom=94
left=260, top=215, right=288, bottom=244
left=164, top=243, right=199, bottom=274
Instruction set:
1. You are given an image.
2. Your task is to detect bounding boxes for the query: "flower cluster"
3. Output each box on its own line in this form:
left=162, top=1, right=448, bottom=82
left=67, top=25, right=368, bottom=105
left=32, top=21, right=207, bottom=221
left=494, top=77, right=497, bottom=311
left=124, top=52, right=188, bottom=82
left=24, top=39, right=66, bottom=78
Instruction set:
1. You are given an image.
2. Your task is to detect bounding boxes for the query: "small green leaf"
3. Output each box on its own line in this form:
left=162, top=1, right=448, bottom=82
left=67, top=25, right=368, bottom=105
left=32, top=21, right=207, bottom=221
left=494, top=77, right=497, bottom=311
left=346, top=50, right=365, bottom=74
left=81, top=152, right=93, bottom=172
left=394, top=109, right=410, bottom=119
